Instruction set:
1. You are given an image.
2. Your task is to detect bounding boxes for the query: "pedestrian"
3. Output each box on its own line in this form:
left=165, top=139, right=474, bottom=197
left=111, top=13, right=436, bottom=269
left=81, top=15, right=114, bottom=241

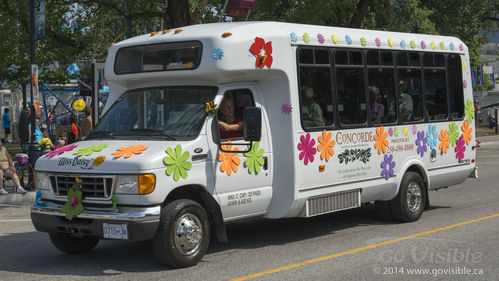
left=0, top=139, right=27, bottom=195
left=2, top=108, right=11, bottom=142
left=80, top=107, right=92, bottom=139
left=26, top=116, right=43, bottom=190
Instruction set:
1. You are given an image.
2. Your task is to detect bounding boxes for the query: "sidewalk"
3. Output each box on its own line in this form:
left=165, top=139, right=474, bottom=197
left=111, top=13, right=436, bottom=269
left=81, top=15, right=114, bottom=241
left=0, top=190, right=36, bottom=205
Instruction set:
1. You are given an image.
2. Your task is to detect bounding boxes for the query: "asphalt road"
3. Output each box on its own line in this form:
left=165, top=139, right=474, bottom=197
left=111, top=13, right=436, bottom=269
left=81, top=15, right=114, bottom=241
left=1, top=136, right=498, bottom=281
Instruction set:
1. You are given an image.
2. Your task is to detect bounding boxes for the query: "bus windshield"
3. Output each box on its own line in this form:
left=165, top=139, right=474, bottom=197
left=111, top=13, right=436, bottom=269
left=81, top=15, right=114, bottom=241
left=88, top=86, right=217, bottom=140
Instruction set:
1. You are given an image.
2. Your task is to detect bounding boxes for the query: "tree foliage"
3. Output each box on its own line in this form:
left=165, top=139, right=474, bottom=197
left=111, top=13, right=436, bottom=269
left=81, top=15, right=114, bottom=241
left=0, top=0, right=497, bottom=91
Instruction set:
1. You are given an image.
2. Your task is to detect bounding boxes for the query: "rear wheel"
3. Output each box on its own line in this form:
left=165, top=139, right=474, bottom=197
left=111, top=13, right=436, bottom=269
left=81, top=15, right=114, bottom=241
left=390, top=171, right=426, bottom=222
left=49, top=232, right=99, bottom=254
left=153, top=199, right=210, bottom=268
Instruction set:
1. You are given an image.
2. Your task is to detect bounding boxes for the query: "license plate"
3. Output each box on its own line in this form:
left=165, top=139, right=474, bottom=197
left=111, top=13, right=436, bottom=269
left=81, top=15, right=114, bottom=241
left=103, top=223, right=128, bottom=240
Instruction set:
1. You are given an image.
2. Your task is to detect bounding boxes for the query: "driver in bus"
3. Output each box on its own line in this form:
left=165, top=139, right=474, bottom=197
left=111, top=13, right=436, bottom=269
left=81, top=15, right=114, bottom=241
left=218, top=98, right=243, bottom=139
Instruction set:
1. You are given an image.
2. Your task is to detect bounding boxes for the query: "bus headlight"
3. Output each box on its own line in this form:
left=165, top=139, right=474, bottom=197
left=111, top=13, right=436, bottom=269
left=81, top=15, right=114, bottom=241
left=36, top=172, right=50, bottom=190
left=115, top=174, right=155, bottom=195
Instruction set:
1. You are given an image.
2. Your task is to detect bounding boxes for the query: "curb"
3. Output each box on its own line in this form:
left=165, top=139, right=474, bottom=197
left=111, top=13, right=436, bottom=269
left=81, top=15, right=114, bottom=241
left=0, top=191, right=36, bottom=205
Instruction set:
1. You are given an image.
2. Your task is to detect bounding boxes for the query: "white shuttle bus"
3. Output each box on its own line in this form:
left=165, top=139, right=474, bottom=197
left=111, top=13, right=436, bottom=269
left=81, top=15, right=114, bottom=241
left=31, top=22, right=477, bottom=267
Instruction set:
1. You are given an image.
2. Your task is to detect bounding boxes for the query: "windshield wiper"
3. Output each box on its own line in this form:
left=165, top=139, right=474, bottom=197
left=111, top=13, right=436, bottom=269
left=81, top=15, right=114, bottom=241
left=86, top=130, right=114, bottom=139
left=129, top=129, right=175, bottom=140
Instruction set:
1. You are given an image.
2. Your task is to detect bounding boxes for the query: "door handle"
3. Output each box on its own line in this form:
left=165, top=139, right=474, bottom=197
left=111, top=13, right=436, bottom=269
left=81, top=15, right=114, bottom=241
left=263, top=156, right=268, bottom=170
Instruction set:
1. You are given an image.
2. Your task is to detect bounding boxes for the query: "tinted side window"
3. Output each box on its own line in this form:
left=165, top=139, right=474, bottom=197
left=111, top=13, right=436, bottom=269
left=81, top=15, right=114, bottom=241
left=336, top=68, right=366, bottom=125
left=398, top=69, right=423, bottom=122
left=299, top=67, right=333, bottom=129
left=368, top=69, right=397, bottom=124
left=424, top=70, right=448, bottom=120
left=448, top=55, right=464, bottom=119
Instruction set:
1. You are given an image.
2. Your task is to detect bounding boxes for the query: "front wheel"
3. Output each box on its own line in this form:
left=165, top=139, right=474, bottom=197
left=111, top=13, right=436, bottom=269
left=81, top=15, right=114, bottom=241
left=153, top=199, right=210, bottom=268
left=49, top=232, right=99, bottom=254
left=390, top=171, right=426, bottom=222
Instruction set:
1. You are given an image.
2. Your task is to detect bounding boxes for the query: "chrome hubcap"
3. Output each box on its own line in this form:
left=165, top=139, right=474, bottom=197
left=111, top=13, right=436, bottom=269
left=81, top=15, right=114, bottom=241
left=406, top=182, right=422, bottom=213
left=174, top=214, right=203, bottom=255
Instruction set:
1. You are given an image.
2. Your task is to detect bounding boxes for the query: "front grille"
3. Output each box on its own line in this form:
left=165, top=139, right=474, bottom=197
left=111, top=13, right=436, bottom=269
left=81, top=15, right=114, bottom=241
left=305, top=189, right=361, bottom=217
left=50, top=175, right=114, bottom=200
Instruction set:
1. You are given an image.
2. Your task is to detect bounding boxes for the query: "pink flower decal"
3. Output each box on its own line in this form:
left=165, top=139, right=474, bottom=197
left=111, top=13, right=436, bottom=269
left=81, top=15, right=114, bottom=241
left=463, top=80, right=467, bottom=88
left=281, top=103, right=292, bottom=115
left=45, top=145, right=77, bottom=158
left=388, top=127, right=394, bottom=137
left=249, top=37, right=273, bottom=68
left=420, top=40, right=426, bottom=49
left=455, top=136, right=466, bottom=162
left=298, top=133, right=316, bottom=165
left=375, top=37, right=381, bottom=47
left=459, top=43, right=464, bottom=51
left=412, top=125, right=418, bottom=135
left=71, top=198, right=79, bottom=206
left=317, top=33, right=325, bottom=44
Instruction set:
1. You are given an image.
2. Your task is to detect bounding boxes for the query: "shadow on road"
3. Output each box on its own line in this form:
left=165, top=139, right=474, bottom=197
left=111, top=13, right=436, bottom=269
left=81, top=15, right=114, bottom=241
left=0, top=204, right=445, bottom=276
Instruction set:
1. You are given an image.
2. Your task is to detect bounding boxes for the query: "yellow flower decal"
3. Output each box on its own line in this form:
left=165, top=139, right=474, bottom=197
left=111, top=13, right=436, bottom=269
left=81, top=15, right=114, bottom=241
left=403, top=127, right=408, bottom=136
left=374, top=126, right=389, bottom=154
left=462, top=62, right=466, bottom=70
left=331, top=35, right=338, bottom=44
left=93, top=156, right=105, bottom=167
left=388, top=38, right=394, bottom=47
left=73, top=100, right=86, bottom=111
left=430, top=41, right=436, bottom=50
left=75, top=177, right=83, bottom=183
left=317, top=130, right=335, bottom=162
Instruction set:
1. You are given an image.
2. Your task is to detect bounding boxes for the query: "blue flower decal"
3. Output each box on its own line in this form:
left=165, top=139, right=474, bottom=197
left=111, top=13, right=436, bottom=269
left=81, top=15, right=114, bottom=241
left=400, top=40, right=406, bottom=49
left=381, top=154, right=396, bottom=180
left=290, top=32, right=298, bottom=43
left=345, top=35, right=352, bottom=45
left=449, top=42, right=455, bottom=51
left=416, top=131, right=428, bottom=157
left=212, top=48, right=224, bottom=60
left=426, top=124, right=438, bottom=150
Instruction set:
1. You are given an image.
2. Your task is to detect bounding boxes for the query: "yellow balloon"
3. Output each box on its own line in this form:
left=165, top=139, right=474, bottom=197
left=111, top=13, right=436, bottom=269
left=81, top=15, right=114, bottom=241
left=73, top=100, right=86, bottom=111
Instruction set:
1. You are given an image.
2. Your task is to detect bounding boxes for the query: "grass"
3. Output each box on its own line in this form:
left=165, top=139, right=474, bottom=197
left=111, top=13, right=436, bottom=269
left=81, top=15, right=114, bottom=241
left=4, top=143, right=24, bottom=159
left=477, top=123, right=498, bottom=137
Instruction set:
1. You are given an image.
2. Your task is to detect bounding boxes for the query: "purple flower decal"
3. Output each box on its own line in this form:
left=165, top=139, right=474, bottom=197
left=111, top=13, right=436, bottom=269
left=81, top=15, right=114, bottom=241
left=463, top=80, right=467, bottom=88
left=375, top=37, right=381, bottom=47
left=455, top=136, right=466, bottom=162
left=45, top=145, right=77, bottom=158
left=412, top=125, right=418, bottom=135
left=298, top=133, right=316, bottom=165
left=317, top=33, right=325, bottom=44
left=388, top=127, right=394, bottom=137
left=415, top=131, right=428, bottom=157
left=380, top=154, right=396, bottom=180
left=421, top=40, right=426, bottom=49
left=281, top=103, right=292, bottom=115
left=459, top=43, right=464, bottom=51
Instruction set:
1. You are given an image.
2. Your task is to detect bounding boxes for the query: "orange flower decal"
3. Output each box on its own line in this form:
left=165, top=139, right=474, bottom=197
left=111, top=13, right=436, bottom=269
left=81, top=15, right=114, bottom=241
left=317, top=130, right=335, bottom=161
left=438, top=129, right=450, bottom=154
left=112, top=145, right=148, bottom=159
left=374, top=126, right=389, bottom=154
left=461, top=121, right=472, bottom=145
left=218, top=141, right=240, bottom=176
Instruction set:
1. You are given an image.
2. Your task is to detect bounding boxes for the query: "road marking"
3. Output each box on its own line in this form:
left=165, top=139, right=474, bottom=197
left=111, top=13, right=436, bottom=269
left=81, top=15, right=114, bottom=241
left=230, top=213, right=499, bottom=281
left=0, top=219, right=32, bottom=222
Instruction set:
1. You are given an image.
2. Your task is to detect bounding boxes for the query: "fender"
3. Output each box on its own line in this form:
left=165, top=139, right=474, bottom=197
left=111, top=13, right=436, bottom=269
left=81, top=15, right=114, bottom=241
left=386, top=156, right=430, bottom=201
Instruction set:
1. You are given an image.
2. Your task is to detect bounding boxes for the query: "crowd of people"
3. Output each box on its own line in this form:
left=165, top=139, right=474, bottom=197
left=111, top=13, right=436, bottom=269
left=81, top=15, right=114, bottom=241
left=0, top=106, right=93, bottom=195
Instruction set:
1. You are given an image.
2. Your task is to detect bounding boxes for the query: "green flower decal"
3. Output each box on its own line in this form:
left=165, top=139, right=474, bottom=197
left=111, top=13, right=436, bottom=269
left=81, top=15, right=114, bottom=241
left=74, top=144, right=108, bottom=157
left=410, top=40, right=416, bottom=49
left=60, top=184, right=84, bottom=221
left=244, top=142, right=265, bottom=174
left=303, top=33, right=310, bottom=43
left=394, top=127, right=399, bottom=137
left=464, top=100, right=475, bottom=122
left=448, top=122, right=460, bottom=146
left=163, top=145, right=192, bottom=182
left=439, top=41, right=445, bottom=50
left=360, top=37, right=367, bottom=46
left=112, top=195, right=117, bottom=209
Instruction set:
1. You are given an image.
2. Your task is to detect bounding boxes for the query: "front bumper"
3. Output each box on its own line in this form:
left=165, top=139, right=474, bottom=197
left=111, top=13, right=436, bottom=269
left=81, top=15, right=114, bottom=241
left=31, top=200, right=161, bottom=241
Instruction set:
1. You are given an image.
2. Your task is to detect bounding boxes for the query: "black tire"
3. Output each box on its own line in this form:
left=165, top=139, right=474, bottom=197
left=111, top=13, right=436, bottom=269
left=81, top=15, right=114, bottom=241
left=153, top=199, right=210, bottom=268
left=49, top=232, right=99, bottom=254
left=390, top=171, right=427, bottom=222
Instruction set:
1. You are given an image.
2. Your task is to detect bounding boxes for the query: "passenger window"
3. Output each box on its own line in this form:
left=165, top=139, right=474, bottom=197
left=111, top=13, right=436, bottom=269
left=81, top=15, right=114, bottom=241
left=299, top=49, right=314, bottom=64
left=398, top=69, right=423, bottom=122
left=381, top=51, right=393, bottom=65
left=409, top=52, right=420, bottom=66
left=368, top=69, right=397, bottom=124
left=350, top=51, right=362, bottom=65
left=336, top=67, right=366, bottom=125
left=423, top=54, right=433, bottom=67
left=424, top=70, right=448, bottom=120
left=435, top=54, right=445, bottom=67
left=218, top=89, right=254, bottom=139
left=335, top=50, right=348, bottom=65
left=367, top=51, right=379, bottom=65
left=448, top=55, right=464, bottom=119
left=315, top=49, right=330, bottom=64
left=299, top=66, right=332, bottom=129
left=397, top=52, right=408, bottom=66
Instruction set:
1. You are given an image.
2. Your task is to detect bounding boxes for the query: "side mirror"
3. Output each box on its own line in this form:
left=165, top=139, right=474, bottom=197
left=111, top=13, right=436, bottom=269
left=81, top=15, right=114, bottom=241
left=243, top=107, right=261, bottom=142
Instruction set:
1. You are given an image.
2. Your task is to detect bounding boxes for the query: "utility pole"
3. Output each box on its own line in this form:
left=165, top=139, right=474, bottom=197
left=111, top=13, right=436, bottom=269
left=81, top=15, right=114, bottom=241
left=29, top=0, right=36, bottom=152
